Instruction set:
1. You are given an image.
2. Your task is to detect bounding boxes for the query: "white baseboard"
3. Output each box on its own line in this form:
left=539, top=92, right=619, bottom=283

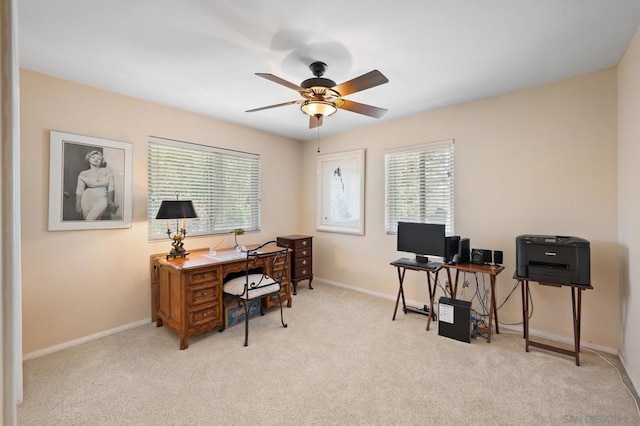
left=498, top=324, right=618, bottom=355
left=23, top=318, right=151, bottom=361
left=618, top=351, right=640, bottom=396
left=316, top=276, right=619, bottom=355
left=318, top=276, right=401, bottom=303
left=23, top=279, right=625, bottom=365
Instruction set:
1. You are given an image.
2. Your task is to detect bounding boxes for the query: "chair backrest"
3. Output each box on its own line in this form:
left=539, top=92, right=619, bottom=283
left=243, top=240, right=289, bottom=294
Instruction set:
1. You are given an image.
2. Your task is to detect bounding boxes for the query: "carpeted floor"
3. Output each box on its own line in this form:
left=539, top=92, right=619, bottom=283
left=18, top=282, right=640, bottom=425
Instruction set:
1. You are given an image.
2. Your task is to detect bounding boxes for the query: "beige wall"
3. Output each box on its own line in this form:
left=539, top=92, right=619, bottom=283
left=618, top=27, right=640, bottom=389
left=20, top=65, right=626, bottom=356
left=20, top=70, right=302, bottom=355
left=301, top=69, right=620, bottom=349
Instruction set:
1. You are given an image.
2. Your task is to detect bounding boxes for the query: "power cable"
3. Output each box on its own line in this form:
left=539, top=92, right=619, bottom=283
left=582, top=348, right=640, bottom=420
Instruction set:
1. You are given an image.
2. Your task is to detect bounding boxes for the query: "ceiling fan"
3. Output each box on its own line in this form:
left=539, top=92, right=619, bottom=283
left=246, top=61, right=389, bottom=129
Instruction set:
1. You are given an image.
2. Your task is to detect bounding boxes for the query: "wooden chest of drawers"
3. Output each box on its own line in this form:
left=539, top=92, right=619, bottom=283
left=277, top=235, right=313, bottom=295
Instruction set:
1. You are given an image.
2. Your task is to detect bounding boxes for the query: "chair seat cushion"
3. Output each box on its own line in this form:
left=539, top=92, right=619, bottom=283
left=223, top=274, right=280, bottom=299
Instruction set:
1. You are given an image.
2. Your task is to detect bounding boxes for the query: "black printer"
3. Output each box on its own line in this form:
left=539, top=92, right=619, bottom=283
left=516, top=235, right=591, bottom=286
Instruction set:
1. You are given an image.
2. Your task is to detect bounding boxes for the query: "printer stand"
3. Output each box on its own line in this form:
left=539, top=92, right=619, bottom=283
left=517, top=276, right=593, bottom=366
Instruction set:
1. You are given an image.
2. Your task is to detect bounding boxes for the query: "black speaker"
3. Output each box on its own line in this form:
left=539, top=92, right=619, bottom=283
left=444, top=236, right=460, bottom=263
left=472, top=248, right=492, bottom=265
left=494, top=250, right=503, bottom=265
left=458, top=238, right=470, bottom=263
left=471, top=249, right=484, bottom=265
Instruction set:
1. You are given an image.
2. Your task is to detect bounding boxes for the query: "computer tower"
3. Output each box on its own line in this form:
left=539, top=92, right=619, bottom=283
left=438, top=297, right=471, bottom=343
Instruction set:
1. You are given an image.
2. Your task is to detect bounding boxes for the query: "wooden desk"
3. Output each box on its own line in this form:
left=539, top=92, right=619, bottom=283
left=151, top=246, right=291, bottom=349
left=442, top=263, right=505, bottom=342
left=390, top=258, right=442, bottom=331
left=516, top=275, right=593, bottom=366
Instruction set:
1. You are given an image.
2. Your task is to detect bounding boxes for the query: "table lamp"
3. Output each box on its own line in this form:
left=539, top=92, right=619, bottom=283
left=155, top=200, right=198, bottom=259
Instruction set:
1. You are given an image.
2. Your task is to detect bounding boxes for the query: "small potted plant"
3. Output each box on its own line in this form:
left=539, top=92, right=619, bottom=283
left=233, top=228, right=245, bottom=250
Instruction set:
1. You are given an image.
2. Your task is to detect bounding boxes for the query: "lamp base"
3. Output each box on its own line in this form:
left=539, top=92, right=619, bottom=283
left=166, top=231, right=189, bottom=260
left=166, top=250, right=189, bottom=260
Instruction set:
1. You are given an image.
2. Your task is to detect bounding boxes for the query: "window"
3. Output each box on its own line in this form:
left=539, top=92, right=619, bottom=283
left=147, top=136, right=260, bottom=239
left=385, top=139, right=454, bottom=235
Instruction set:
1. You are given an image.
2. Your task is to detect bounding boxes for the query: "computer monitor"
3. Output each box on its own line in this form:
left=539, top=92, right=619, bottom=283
left=397, top=222, right=446, bottom=264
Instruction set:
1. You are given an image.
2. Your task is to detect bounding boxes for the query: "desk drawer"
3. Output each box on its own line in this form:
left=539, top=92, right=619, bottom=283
left=188, top=284, right=219, bottom=307
left=264, top=284, right=290, bottom=308
left=188, top=304, right=221, bottom=328
left=189, top=269, right=219, bottom=286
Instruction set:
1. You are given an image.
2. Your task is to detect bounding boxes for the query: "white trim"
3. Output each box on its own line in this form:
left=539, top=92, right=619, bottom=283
left=148, top=135, right=259, bottom=159
left=619, top=350, right=640, bottom=394
left=498, top=324, right=618, bottom=355
left=316, top=149, right=366, bottom=236
left=316, top=276, right=620, bottom=355
left=23, top=319, right=151, bottom=361
left=384, top=138, right=454, bottom=155
left=2, top=1, right=22, bottom=423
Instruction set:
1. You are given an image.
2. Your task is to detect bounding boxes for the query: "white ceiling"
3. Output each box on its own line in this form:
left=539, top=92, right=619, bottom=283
left=18, top=1, right=640, bottom=142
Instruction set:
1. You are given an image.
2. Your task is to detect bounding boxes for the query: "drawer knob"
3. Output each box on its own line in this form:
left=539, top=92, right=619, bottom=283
left=302, top=270, right=307, bottom=275
left=302, top=250, right=307, bottom=256
left=302, top=240, right=307, bottom=246
left=202, top=292, right=209, bottom=296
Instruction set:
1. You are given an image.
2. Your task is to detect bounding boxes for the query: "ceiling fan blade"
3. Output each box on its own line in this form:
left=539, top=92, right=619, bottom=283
left=340, top=99, right=388, bottom=118
left=245, top=100, right=300, bottom=113
left=309, top=115, right=323, bottom=129
left=255, top=73, right=305, bottom=92
left=332, top=70, right=389, bottom=97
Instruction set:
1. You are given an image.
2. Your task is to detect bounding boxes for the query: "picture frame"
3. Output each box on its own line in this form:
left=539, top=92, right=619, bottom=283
left=48, top=130, right=133, bottom=231
left=316, top=148, right=365, bottom=235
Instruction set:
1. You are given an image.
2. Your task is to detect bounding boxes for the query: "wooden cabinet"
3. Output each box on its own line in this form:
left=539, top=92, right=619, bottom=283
left=151, top=247, right=292, bottom=349
left=153, top=253, right=224, bottom=350
left=277, top=235, right=313, bottom=295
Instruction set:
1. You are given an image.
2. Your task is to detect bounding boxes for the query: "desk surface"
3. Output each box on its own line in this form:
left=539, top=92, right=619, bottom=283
left=391, top=258, right=442, bottom=271
left=157, top=245, right=287, bottom=271
left=443, top=262, right=505, bottom=276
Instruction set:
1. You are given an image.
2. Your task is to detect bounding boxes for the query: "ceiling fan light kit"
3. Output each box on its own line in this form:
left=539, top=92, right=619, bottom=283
left=301, top=100, right=337, bottom=117
left=247, top=61, right=389, bottom=129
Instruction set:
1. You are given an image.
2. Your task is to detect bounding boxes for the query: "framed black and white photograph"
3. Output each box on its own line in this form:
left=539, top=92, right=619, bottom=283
left=316, top=148, right=365, bottom=235
left=48, top=130, right=133, bottom=231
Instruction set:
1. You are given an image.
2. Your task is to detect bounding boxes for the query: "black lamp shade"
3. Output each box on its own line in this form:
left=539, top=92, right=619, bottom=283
left=155, top=200, right=198, bottom=219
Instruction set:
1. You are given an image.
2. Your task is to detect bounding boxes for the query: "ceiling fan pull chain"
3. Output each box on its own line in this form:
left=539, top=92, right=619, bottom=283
left=317, top=127, right=320, bottom=153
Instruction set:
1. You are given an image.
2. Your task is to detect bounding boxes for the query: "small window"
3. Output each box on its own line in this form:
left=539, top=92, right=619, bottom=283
left=385, top=139, right=454, bottom=235
left=147, top=136, right=260, bottom=239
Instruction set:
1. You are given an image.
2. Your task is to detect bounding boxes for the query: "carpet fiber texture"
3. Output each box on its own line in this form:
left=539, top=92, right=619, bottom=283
left=18, top=282, right=640, bottom=425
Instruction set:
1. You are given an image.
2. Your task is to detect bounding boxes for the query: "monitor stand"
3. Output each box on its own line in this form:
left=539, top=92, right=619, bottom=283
left=415, top=255, right=429, bottom=264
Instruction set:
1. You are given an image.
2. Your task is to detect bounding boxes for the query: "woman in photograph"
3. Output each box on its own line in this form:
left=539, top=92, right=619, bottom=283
left=75, top=150, right=118, bottom=220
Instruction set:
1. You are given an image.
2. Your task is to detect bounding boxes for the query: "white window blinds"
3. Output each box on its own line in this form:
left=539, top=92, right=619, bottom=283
left=385, top=139, right=454, bottom=235
left=147, top=136, right=260, bottom=240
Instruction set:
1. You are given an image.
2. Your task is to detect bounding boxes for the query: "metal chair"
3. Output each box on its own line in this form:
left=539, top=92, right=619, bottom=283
left=222, top=240, right=288, bottom=346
